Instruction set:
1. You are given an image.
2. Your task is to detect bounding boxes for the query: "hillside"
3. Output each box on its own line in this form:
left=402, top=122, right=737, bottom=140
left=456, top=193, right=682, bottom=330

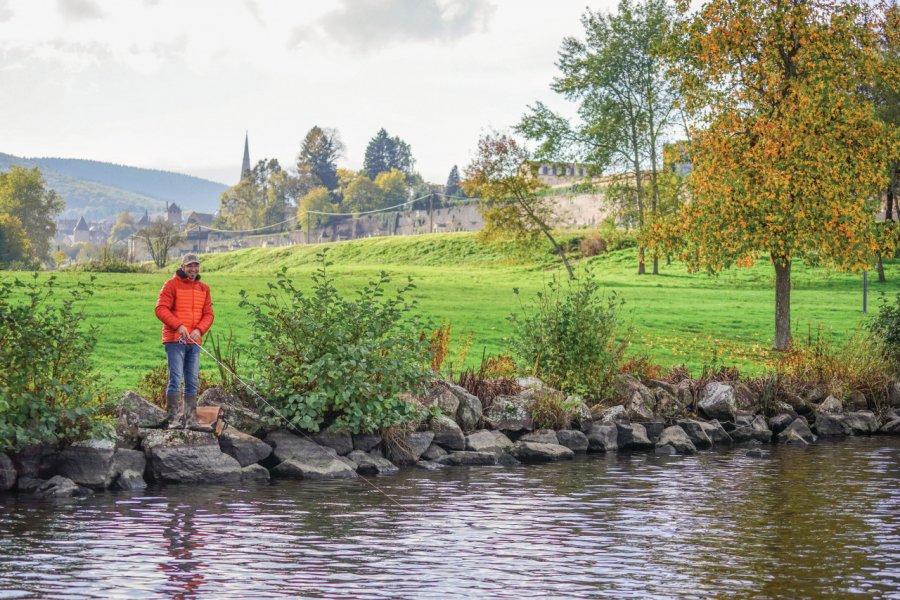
left=0, top=153, right=228, bottom=220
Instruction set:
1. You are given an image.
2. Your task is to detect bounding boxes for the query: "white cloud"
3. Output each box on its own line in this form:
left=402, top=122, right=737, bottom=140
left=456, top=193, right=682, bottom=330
left=57, top=0, right=104, bottom=22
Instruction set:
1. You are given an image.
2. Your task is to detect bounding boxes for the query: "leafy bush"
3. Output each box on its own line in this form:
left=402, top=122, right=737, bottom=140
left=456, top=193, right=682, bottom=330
left=578, top=232, right=607, bottom=257
left=0, top=274, right=110, bottom=452
left=64, top=259, right=149, bottom=273
left=241, top=251, right=430, bottom=433
left=137, top=361, right=216, bottom=407
left=509, top=271, right=628, bottom=400
left=869, top=293, right=900, bottom=370
left=528, top=388, right=580, bottom=430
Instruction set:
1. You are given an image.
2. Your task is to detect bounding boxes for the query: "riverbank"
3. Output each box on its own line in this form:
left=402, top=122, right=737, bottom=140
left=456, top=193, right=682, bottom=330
left=2, top=376, right=898, bottom=497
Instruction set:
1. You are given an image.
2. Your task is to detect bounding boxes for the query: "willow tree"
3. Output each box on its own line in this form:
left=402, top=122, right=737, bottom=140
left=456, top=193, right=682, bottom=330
left=662, top=0, right=894, bottom=350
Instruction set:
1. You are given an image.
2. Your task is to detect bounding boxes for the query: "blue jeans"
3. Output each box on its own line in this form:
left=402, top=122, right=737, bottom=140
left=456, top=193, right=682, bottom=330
left=164, top=342, right=201, bottom=397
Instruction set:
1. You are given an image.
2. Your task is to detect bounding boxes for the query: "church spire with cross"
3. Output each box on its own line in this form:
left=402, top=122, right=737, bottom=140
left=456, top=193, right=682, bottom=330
left=240, top=132, right=251, bottom=181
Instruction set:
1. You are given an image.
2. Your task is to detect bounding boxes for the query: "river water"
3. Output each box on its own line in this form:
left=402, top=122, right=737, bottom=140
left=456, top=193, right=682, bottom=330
left=1, top=437, right=898, bottom=599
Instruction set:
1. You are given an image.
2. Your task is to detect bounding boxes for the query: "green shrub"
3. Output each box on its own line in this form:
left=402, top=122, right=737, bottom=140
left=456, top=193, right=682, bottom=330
left=0, top=274, right=110, bottom=452
left=509, top=270, right=628, bottom=400
left=528, top=388, right=580, bottom=430
left=241, top=251, right=430, bottom=433
left=869, top=293, right=900, bottom=370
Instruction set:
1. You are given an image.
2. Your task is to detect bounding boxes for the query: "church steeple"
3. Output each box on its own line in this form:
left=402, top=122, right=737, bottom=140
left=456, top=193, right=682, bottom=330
left=240, top=132, right=251, bottom=180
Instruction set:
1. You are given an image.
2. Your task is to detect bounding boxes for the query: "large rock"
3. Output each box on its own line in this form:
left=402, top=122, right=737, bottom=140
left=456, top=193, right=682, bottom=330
left=615, top=422, right=654, bottom=451
left=776, top=418, right=816, bottom=444
left=483, top=395, right=531, bottom=433
left=433, top=451, right=498, bottom=466
left=346, top=450, right=399, bottom=475
left=385, top=431, right=435, bottom=465
left=465, top=430, right=514, bottom=454
left=640, top=418, right=667, bottom=444
left=241, top=464, right=271, bottom=481
left=816, top=396, right=843, bottom=414
left=568, top=397, right=594, bottom=432
left=0, top=454, right=16, bottom=491
left=58, top=439, right=116, bottom=490
left=781, top=428, right=811, bottom=446
left=556, top=430, right=589, bottom=453
left=423, top=380, right=463, bottom=415
left=731, top=415, right=772, bottom=444
left=624, top=391, right=655, bottom=421
left=353, top=433, right=382, bottom=452
left=509, top=441, right=574, bottom=463
left=613, top=374, right=655, bottom=408
left=889, top=381, right=900, bottom=408
left=429, top=414, right=466, bottom=450
left=655, top=426, right=697, bottom=455
left=34, top=475, right=93, bottom=499
left=586, top=424, right=618, bottom=453
left=310, top=428, right=353, bottom=456
left=516, top=377, right=544, bottom=390
left=843, top=411, right=880, bottom=435
left=676, top=419, right=713, bottom=449
left=596, top=405, right=626, bottom=424
left=520, top=429, right=559, bottom=445
left=813, top=413, right=852, bottom=436
left=455, top=388, right=484, bottom=432
left=143, top=429, right=242, bottom=484
left=272, top=457, right=358, bottom=480
left=699, top=382, right=737, bottom=422
left=118, top=391, right=167, bottom=428
left=879, top=417, right=900, bottom=434
left=199, top=387, right=264, bottom=436
left=698, top=420, right=733, bottom=445
left=219, top=430, right=272, bottom=467
left=12, top=444, right=58, bottom=479
left=422, top=443, right=448, bottom=460
left=733, top=383, right=758, bottom=412
left=767, top=413, right=795, bottom=436
left=109, top=449, right=147, bottom=491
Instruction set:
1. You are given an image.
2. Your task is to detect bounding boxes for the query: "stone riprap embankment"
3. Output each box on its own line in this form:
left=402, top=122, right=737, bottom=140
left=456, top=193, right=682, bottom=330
left=2, top=376, right=900, bottom=498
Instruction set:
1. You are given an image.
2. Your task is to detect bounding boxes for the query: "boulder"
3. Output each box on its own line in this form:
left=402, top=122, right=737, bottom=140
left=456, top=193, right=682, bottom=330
left=776, top=418, right=816, bottom=444
left=556, top=430, right=589, bottom=453
left=767, top=413, right=795, bottom=436
left=57, top=439, right=116, bottom=490
left=889, top=381, right=900, bottom=408
left=615, top=422, right=654, bottom=451
left=455, top=388, right=484, bottom=432
left=12, top=444, right=58, bottom=479
left=733, top=383, right=758, bottom=412
left=655, top=426, right=697, bottom=455
left=749, top=415, right=774, bottom=443
left=483, top=395, right=530, bottom=433
left=845, top=391, right=868, bottom=411
left=652, top=388, right=683, bottom=419
left=385, top=431, right=435, bottom=465
left=117, top=391, right=167, bottom=428
left=0, top=454, right=16, bottom=491
left=423, top=380, right=462, bottom=415
left=198, top=387, right=264, bottom=436
left=780, top=429, right=811, bottom=446
left=816, top=396, right=843, bottom=414
left=219, top=430, right=273, bottom=467
left=520, top=429, right=559, bottom=445
left=509, top=441, right=574, bottom=463
left=613, top=374, right=655, bottom=407
left=813, top=413, right=852, bottom=436
left=675, top=419, right=713, bottom=449
left=241, top=464, right=271, bottom=481
left=567, top=397, right=594, bottom=432
left=422, top=443, right=448, bottom=460
left=353, top=433, right=382, bottom=452
left=34, top=475, right=93, bottom=499
left=143, top=429, right=242, bottom=484
left=109, top=449, right=147, bottom=491
left=272, top=456, right=358, bottom=480
left=465, top=430, right=514, bottom=454
left=624, top=391, right=655, bottom=421
left=843, top=411, right=880, bottom=435
left=433, top=451, right=498, bottom=466
left=596, top=405, right=626, bottom=424
left=586, top=424, right=618, bottom=453
left=415, top=460, right=447, bottom=471
left=310, top=428, right=353, bottom=456
left=429, top=414, right=466, bottom=450
left=346, top=450, right=399, bottom=475
left=516, top=377, right=544, bottom=390
left=879, top=418, right=900, bottom=434
left=698, top=420, right=733, bottom=445
left=699, top=382, right=737, bottom=423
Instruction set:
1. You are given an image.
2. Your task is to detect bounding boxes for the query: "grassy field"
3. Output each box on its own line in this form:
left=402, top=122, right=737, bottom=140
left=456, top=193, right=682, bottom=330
left=3, top=232, right=898, bottom=394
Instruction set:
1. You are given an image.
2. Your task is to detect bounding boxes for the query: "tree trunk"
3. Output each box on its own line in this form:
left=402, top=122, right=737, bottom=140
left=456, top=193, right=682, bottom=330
left=773, top=257, right=791, bottom=351
left=877, top=255, right=885, bottom=283
left=652, top=256, right=659, bottom=275
left=638, top=247, right=646, bottom=275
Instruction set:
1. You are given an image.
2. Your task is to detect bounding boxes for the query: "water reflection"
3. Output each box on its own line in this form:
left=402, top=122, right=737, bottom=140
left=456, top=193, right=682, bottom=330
left=0, top=437, right=897, bottom=599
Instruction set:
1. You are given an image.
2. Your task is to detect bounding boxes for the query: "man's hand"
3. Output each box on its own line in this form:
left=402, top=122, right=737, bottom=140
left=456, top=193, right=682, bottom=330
left=190, top=329, right=202, bottom=342
left=177, top=325, right=190, bottom=339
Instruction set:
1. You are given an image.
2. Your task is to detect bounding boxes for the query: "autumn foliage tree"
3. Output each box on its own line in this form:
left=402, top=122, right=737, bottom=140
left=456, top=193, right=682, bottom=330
left=463, top=132, right=575, bottom=279
left=656, top=0, right=896, bottom=350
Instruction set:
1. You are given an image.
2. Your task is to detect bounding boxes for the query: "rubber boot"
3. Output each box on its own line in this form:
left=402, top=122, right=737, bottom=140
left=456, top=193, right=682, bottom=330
left=183, top=396, right=211, bottom=432
left=165, top=394, right=182, bottom=429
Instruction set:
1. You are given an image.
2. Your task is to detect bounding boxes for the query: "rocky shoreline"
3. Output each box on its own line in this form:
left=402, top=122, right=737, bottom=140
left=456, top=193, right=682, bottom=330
left=2, top=376, right=899, bottom=499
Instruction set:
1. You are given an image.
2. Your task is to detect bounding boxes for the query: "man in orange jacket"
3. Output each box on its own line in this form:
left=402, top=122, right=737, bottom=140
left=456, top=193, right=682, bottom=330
left=155, top=253, right=214, bottom=429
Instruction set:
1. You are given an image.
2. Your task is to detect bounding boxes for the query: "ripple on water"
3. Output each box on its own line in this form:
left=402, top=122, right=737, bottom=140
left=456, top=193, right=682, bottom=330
left=0, top=436, right=898, bottom=598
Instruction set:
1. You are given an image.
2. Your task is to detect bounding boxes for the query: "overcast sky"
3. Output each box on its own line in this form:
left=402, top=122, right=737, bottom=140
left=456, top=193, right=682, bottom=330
left=0, top=0, right=617, bottom=186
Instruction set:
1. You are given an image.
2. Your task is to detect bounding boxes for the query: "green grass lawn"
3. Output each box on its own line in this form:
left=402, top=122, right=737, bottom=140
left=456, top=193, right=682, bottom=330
left=3, top=232, right=898, bottom=394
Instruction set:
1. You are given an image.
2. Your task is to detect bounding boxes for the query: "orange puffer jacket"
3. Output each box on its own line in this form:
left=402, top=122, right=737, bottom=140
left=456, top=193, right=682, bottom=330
left=155, top=271, right=215, bottom=344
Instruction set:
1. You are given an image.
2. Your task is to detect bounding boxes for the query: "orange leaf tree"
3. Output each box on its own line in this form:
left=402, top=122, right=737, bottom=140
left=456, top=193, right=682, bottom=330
left=662, top=0, right=894, bottom=350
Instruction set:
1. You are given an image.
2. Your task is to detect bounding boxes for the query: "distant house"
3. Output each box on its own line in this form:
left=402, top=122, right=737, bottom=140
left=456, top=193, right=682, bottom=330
left=72, top=216, right=90, bottom=243
left=136, top=210, right=150, bottom=229
left=185, top=211, right=215, bottom=229
left=533, top=162, right=593, bottom=187
left=166, top=203, right=183, bottom=225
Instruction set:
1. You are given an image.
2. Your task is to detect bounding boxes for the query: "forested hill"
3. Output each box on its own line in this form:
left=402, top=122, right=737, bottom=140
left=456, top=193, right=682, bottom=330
left=0, top=153, right=228, bottom=221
